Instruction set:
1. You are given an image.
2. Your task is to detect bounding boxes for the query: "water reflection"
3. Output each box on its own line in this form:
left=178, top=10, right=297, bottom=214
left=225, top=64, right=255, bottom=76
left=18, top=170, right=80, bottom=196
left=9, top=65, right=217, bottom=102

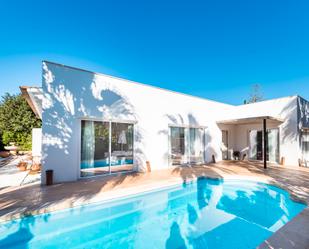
left=197, top=177, right=221, bottom=210
left=0, top=216, right=36, bottom=249
left=0, top=179, right=305, bottom=249
left=217, top=189, right=284, bottom=229
left=166, top=222, right=187, bottom=249
left=185, top=179, right=305, bottom=249
left=0, top=227, right=33, bottom=249
left=187, top=204, right=198, bottom=224
left=196, top=177, right=208, bottom=209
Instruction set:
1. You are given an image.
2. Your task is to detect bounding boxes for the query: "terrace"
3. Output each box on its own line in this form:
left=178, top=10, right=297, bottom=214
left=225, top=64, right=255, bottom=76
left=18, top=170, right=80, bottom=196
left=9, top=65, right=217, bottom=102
left=0, top=161, right=308, bottom=248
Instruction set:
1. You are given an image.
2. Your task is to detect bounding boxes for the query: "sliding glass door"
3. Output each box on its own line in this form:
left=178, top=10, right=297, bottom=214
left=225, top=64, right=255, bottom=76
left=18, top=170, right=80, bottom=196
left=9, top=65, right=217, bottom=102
left=111, top=123, right=134, bottom=173
left=80, top=120, right=134, bottom=177
left=249, top=130, right=257, bottom=160
left=81, top=121, right=110, bottom=176
left=301, top=131, right=309, bottom=162
left=189, top=128, right=204, bottom=164
left=267, top=129, right=279, bottom=162
left=170, top=126, right=204, bottom=165
left=170, top=127, right=186, bottom=165
left=221, top=130, right=229, bottom=160
left=249, top=128, right=279, bottom=163
left=257, top=131, right=263, bottom=160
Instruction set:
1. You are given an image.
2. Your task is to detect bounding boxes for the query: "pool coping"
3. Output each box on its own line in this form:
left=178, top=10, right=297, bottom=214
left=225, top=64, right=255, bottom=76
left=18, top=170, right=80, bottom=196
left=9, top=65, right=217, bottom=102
left=0, top=174, right=275, bottom=222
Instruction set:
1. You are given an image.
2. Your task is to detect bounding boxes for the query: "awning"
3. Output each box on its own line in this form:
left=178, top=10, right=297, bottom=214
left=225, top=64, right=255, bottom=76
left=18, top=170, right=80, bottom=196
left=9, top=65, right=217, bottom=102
left=216, top=116, right=284, bottom=126
left=20, top=86, right=43, bottom=119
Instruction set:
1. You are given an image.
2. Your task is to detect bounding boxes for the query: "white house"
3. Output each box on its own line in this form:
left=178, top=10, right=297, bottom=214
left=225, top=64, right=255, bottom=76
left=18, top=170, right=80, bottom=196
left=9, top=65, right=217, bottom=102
left=23, top=61, right=309, bottom=184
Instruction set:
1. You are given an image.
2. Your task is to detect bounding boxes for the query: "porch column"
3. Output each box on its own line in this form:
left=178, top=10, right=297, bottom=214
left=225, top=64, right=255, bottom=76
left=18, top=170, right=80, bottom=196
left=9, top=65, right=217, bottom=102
left=263, top=118, right=267, bottom=169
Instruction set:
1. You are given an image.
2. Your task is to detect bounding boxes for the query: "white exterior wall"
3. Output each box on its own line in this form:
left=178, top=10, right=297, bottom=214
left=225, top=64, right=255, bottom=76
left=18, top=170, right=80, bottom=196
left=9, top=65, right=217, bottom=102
left=41, top=61, right=304, bottom=183
left=216, top=124, right=236, bottom=160
left=41, top=62, right=234, bottom=183
left=32, top=128, right=42, bottom=157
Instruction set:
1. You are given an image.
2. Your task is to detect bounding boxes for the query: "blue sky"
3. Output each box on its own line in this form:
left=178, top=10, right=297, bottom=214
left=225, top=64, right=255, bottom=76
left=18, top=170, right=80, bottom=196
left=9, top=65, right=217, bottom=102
left=0, top=0, right=308, bottom=105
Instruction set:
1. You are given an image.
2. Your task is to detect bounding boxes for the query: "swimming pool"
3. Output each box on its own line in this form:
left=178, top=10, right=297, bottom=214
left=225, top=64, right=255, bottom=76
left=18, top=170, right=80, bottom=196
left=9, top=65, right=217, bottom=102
left=0, top=178, right=306, bottom=249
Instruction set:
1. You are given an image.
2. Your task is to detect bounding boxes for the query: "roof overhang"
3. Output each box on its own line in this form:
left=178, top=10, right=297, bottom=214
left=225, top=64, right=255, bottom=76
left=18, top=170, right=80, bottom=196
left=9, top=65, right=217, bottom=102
left=20, top=86, right=42, bottom=120
left=216, top=116, right=284, bottom=126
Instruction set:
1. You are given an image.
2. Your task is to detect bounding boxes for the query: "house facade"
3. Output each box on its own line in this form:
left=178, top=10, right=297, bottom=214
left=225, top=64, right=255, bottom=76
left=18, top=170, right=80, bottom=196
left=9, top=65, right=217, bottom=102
left=39, top=61, right=309, bottom=183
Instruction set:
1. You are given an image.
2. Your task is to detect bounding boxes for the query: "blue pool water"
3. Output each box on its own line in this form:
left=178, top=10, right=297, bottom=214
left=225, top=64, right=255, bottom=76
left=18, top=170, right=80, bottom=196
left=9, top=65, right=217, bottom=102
left=0, top=178, right=306, bottom=249
left=81, top=159, right=133, bottom=169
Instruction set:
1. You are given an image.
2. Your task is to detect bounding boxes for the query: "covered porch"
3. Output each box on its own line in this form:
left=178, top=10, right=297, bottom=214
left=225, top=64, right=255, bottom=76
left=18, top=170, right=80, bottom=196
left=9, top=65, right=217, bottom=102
left=217, top=116, right=284, bottom=169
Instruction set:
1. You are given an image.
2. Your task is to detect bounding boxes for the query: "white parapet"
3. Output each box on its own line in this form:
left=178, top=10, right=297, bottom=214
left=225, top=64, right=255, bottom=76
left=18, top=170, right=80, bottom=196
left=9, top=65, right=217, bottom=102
left=32, top=128, right=42, bottom=157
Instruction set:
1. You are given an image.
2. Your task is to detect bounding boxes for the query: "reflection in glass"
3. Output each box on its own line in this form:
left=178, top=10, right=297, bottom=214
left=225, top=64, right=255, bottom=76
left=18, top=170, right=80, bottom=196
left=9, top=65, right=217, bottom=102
left=249, top=129, right=279, bottom=163
left=80, top=120, right=134, bottom=177
left=111, top=122, right=134, bottom=173
left=221, top=130, right=229, bottom=160
left=189, top=128, right=204, bottom=164
left=267, top=129, right=279, bottom=163
left=301, top=131, right=309, bottom=162
left=81, top=121, right=110, bottom=177
left=249, top=130, right=257, bottom=160
left=170, top=127, right=186, bottom=165
left=170, top=127, right=204, bottom=165
left=256, top=131, right=263, bottom=160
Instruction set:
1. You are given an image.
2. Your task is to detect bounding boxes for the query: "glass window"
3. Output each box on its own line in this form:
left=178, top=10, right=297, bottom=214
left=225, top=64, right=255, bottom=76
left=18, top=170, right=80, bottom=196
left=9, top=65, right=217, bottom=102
left=249, top=128, right=279, bottom=163
left=249, top=130, right=257, bottom=160
left=221, top=130, right=229, bottom=160
left=80, top=120, right=134, bottom=177
left=189, top=128, right=204, bottom=164
left=170, top=127, right=204, bottom=165
left=267, top=129, right=279, bottom=163
left=256, top=131, right=263, bottom=161
left=111, top=122, right=134, bottom=173
left=302, top=131, right=309, bottom=162
left=249, top=130, right=263, bottom=160
left=81, top=121, right=110, bottom=177
left=170, top=127, right=186, bottom=165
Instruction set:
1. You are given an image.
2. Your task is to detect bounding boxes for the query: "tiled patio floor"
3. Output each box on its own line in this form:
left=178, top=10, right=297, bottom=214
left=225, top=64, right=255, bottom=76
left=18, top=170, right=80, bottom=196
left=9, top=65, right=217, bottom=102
left=0, top=160, right=309, bottom=248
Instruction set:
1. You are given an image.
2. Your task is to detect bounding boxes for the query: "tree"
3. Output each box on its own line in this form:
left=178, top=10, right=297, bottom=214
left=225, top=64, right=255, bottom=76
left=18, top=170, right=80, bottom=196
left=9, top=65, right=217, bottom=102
left=245, top=84, right=263, bottom=104
left=0, top=131, right=4, bottom=150
left=0, top=93, right=41, bottom=150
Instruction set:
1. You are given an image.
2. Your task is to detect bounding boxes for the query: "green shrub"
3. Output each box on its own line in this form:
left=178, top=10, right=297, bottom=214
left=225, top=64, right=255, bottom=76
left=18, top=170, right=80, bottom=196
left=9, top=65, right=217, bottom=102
left=2, top=131, right=15, bottom=146
left=0, top=93, right=41, bottom=151
left=0, top=132, right=4, bottom=151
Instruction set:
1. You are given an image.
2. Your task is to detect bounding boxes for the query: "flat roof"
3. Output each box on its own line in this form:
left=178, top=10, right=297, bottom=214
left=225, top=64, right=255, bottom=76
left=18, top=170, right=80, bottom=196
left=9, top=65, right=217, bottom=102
left=216, top=116, right=284, bottom=126
left=44, top=61, right=309, bottom=106
left=42, top=61, right=234, bottom=108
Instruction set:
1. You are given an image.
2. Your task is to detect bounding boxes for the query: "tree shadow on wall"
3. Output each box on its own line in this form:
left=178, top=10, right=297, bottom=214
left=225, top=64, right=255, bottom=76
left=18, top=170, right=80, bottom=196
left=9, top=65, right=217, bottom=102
left=0, top=63, right=150, bottom=220
left=42, top=62, right=146, bottom=180
left=158, top=113, right=217, bottom=166
left=278, top=97, right=299, bottom=146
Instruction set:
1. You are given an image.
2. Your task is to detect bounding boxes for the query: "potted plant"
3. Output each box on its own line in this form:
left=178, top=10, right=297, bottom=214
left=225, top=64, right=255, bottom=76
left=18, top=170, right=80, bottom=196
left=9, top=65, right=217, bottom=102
left=233, top=151, right=240, bottom=160
left=4, top=142, right=20, bottom=155
left=2, top=131, right=21, bottom=155
left=17, top=161, right=28, bottom=171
